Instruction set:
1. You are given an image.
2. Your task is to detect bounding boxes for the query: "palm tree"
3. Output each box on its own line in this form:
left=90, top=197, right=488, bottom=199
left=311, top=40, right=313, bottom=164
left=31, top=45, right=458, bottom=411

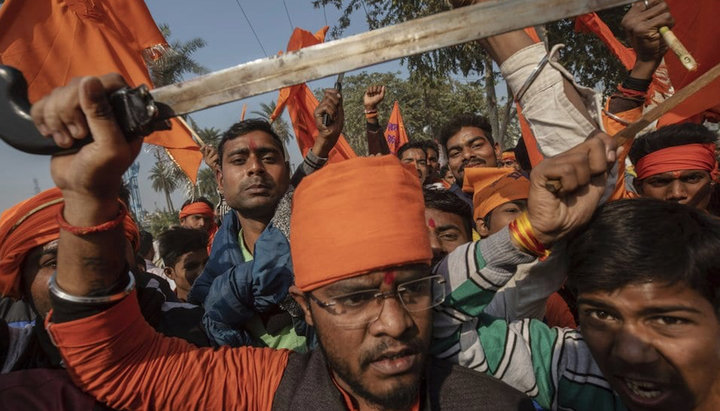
left=149, top=151, right=180, bottom=213
left=252, top=101, right=293, bottom=143
left=197, top=167, right=220, bottom=205
left=196, top=126, right=222, bottom=148
left=149, top=24, right=209, bottom=87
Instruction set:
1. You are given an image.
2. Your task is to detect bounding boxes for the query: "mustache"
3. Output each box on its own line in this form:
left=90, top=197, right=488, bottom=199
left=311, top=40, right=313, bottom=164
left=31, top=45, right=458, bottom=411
left=241, top=176, right=275, bottom=190
left=359, top=338, right=426, bottom=370
left=457, top=158, right=485, bottom=174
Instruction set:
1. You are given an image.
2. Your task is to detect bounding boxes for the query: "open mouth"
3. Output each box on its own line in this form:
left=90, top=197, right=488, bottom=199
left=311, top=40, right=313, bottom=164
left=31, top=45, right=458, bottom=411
left=369, top=350, right=418, bottom=376
left=617, top=377, right=671, bottom=406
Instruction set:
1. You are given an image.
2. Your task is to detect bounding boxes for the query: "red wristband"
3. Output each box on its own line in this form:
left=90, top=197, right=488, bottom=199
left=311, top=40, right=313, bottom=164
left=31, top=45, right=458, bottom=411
left=56, top=201, right=127, bottom=236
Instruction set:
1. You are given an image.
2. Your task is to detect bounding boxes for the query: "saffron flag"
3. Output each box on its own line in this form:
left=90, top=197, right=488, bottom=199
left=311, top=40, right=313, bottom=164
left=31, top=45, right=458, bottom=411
left=659, top=0, right=720, bottom=125
left=270, top=27, right=356, bottom=163
left=384, top=101, right=409, bottom=154
left=0, top=0, right=202, bottom=183
left=574, top=1, right=720, bottom=126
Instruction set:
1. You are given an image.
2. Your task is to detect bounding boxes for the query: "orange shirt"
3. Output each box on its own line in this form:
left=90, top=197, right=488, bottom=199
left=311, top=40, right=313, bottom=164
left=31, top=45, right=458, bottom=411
left=46, top=292, right=290, bottom=410
left=603, top=105, right=643, bottom=201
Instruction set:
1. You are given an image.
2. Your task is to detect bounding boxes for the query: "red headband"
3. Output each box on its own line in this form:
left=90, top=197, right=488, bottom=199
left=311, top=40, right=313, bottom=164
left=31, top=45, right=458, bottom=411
left=179, top=202, right=214, bottom=219
left=635, top=143, right=717, bottom=180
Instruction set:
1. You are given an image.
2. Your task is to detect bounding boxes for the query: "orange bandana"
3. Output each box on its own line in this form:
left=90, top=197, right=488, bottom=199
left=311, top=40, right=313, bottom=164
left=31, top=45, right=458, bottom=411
left=0, top=189, right=142, bottom=298
left=290, top=155, right=432, bottom=291
left=462, top=168, right=530, bottom=221
left=179, top=202, right=215, bottom=219
left=501, top=151, right=516, bottom=162
left=635, top=143, right=717, bottom=180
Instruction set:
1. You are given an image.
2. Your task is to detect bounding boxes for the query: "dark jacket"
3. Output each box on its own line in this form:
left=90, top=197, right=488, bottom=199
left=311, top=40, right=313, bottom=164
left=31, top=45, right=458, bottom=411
left=273, top=349, right=535, bottom=410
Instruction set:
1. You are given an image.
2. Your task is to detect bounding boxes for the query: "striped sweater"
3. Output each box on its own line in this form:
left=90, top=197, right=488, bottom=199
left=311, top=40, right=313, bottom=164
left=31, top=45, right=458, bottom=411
left=430, top=228, right=627, bottom=410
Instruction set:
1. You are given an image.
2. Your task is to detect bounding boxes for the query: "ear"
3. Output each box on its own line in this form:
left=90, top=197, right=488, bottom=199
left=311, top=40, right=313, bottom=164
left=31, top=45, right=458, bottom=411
left=289, top=285, right=314, bottom=327
left=215, top=167, right=225, bottom=195
left=476, top=217, right=490, bottom=238
left=493, top=142, right=501, bottom=162
left=164, top=266, right=176, bottom=281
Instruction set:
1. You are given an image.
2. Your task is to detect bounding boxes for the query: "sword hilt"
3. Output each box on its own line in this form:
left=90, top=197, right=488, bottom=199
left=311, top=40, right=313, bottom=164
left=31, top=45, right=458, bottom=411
left=0, top=65, right=168, bottom=155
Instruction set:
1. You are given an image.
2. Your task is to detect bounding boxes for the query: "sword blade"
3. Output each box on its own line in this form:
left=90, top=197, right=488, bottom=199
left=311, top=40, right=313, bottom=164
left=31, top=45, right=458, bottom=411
left=150, top=0, right=635, bottom=118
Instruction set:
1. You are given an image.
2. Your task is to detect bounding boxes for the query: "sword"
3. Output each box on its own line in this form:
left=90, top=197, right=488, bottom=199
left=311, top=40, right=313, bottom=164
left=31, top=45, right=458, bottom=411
left=0, top=0, right=635, bottom=155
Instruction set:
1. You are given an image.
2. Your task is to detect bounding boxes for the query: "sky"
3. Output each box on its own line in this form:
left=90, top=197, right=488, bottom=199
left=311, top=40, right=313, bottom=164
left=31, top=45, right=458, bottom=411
left=0, top=0, right=409, bottom=213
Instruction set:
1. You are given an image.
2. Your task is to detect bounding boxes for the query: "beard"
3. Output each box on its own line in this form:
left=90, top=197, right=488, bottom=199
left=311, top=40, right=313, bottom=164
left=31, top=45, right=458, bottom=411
left=316, top=332, right=426, bottom=410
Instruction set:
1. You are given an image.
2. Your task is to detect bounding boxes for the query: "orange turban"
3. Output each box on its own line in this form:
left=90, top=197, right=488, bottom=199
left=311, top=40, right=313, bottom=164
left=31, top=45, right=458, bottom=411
left=0, top=189, right=142, bottom=298
left=0, top=188, right=63, bottom=298
left=290, top=155, right=431, bottom=291
left=462, top=168, right=530, bottom=221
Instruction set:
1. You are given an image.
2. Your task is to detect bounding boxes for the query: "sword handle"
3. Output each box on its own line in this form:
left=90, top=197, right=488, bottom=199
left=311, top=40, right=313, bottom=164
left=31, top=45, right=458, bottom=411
left=0, top=65, right=168, bottom=155
left=322, top=79, right=343, bottom=127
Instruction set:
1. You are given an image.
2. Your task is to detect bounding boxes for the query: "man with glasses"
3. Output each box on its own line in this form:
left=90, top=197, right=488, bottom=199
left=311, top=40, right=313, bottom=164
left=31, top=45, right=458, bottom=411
left=33, top=74, right=611, bottom=410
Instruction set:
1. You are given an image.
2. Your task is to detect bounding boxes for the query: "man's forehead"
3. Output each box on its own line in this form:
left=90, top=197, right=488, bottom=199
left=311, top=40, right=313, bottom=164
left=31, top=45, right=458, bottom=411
left=402, top=148, right=426, bottom=160
left=321, top=266, right=429, bottom=291
left=224, top=131, right=284, bottom=154
left=646, top=169, right=709, bottom=179
left=42, top=239, right=59, bottom=253
left=450, top=127, right=489, bottom=145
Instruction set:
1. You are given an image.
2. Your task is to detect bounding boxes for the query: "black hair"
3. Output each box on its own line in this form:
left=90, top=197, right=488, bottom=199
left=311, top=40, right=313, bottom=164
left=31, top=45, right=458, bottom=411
left=513, top=138, right=532, bottom=172
left=217, top=118, right=285, bottom=168
left=181, top=196, right=215, bottom=211
left=566, top=198, right=720, bottom=315
left=628, top=123, right=717, bottom=165
left=423, top=188, right=473, bottom=239
left=158, top=227, right=208, bottom=268
left=397, top=141, right=428, bottom=160
left=138, top=230, right=154, bottom=257
left=439, top=164, right=451, bottom=176
left=422, top=140, right=440, bottom=156
left=438, top=113, right=494, bottom=151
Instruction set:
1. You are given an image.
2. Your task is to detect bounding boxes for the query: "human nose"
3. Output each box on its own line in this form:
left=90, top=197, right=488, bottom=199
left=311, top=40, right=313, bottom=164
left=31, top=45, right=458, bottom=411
left=368, top=293, right=414, bottom=338
left=666, top=180, right=687, bottom=202
left=246, top=155, right=266, bottom=175
left=610, top=326, right=660, bottom=366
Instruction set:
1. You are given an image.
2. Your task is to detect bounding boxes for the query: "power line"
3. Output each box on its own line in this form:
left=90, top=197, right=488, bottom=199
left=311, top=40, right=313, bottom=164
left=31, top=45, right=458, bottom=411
left=234, top=0, right=268, bottom=57
left=282, top=0, right=294, bottom=30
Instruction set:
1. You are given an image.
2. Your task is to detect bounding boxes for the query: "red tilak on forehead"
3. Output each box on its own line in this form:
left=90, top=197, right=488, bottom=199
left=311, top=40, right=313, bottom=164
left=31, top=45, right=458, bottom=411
left=384, top=271, right=395, bottom=285
left=428, top=218, right=436, bottom=229
left=248, top=137, right=257, bottom=151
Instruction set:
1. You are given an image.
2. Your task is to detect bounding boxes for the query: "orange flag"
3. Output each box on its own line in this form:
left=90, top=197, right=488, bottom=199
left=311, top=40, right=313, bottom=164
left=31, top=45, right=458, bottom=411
left=0, top=0, right=202, bottom=183
left=384, top=101, right=410, bottom=154
left=659, top=0, right=720, bottom=125
left=575, top=13, right=636, bottom=70
left=270, top=27, right=356, bottom=163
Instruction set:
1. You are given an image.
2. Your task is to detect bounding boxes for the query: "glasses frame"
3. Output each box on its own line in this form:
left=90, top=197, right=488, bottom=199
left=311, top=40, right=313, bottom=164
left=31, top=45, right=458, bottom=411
left=306, top=274, right=446, bottom=328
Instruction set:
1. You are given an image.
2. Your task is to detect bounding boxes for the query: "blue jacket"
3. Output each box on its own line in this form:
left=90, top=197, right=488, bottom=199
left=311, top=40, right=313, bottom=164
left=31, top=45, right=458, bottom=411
left=189, top=211, right=314, bottom=348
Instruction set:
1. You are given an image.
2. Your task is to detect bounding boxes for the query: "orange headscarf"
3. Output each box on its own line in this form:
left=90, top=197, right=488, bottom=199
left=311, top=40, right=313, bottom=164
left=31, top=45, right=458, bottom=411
left=290, top=155, right=432, bottom=291
left=635, top=143, right=718, bottom=180
left=179, top=202, right=215, bottom=219
left=1, top=189, right=142, bottom=298
left=0, top=188, right=63, bottom=298
left=462, top=168, right=530, bottom=221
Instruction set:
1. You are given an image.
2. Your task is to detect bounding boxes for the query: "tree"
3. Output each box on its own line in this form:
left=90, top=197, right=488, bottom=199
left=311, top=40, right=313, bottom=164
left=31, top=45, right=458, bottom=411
left=148, top=24, right=209, bottom=87
left=149, top=150, right=180, bottom=213
left=252, top=101, right=294, bottom=143
left=312, top=0, right=629, bottom=141
left=197, top=167, right=220, bottom=205
left=144, top=210, right=179, bottom=238
left=314, top=71, right=520, bottom=154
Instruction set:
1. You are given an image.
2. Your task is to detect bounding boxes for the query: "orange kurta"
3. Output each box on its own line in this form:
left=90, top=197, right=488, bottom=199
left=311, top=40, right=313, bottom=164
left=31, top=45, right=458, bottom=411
left=47, top=292, right=289, bottom=410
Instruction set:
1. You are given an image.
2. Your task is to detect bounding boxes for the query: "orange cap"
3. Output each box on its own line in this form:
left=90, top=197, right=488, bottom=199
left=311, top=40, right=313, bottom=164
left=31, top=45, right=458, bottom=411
left=462, top=168, right=530, bottom=221
left=290, top=155, right=431, bottom=291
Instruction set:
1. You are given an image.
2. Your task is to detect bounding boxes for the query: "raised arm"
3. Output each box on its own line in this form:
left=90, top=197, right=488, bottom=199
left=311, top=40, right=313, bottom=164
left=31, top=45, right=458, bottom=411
left=364, top=85, right=391, bottom=155
left=432, top=134, right=618, bottom=408
left=34, top=75, right=288, bottom=410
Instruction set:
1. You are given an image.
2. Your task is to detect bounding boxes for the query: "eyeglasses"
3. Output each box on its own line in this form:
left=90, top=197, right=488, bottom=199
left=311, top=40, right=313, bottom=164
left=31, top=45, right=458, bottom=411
left=307, top=275, right=446, bottom=329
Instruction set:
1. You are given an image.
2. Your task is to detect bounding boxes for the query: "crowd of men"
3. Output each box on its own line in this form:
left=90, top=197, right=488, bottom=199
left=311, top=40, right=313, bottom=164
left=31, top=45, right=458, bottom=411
left=1, top=0, right=719, bottom=410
